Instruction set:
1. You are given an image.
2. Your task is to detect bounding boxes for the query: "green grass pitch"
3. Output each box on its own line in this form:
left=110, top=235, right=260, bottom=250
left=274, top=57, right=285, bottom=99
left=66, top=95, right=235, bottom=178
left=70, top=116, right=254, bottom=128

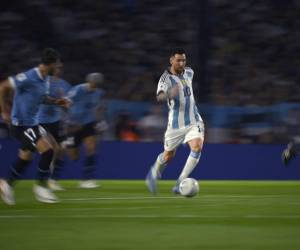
left=1, top=180, right=300, bottom=250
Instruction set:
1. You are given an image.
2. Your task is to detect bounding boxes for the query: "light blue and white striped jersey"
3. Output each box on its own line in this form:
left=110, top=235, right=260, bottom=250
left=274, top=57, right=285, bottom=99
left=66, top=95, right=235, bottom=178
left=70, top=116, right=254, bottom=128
left=8, top=67, right=49, bottom=126
left=157, top=67, right=202, bottom=129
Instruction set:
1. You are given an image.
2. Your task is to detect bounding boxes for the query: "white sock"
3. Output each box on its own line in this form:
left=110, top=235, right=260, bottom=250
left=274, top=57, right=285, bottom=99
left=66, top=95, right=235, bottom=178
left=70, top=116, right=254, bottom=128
left=152, top=153, right=167, bottom=178
left=178, top=151, right=201, bottom=183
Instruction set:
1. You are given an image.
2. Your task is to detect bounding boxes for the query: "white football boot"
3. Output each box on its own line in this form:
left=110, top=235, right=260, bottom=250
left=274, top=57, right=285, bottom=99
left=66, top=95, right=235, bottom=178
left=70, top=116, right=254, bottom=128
left=79, top=180, right=99, bottom=189
left=0, top=179, right=15, bottom=205
left=33, top=184, right=59, bottom=203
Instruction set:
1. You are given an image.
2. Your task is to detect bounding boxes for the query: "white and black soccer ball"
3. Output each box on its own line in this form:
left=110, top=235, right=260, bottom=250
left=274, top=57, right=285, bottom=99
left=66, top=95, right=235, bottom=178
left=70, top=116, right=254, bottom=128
left=179, top=178, right=199, bottom=197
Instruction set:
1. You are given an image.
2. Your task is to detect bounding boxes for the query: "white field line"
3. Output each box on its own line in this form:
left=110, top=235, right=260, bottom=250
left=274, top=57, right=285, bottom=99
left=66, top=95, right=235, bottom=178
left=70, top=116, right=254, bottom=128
left=63, top=196, right=182, bottom=201
left=62, top=194, right=295, bottom=202
left=7, top=206, right=165, bottom=213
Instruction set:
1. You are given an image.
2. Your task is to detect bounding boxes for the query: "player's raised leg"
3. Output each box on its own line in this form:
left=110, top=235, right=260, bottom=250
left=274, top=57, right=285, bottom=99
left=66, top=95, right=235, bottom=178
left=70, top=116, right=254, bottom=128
left=0, top=139, right=33, bottom=205
left=146, top=150, right=175, bottom=194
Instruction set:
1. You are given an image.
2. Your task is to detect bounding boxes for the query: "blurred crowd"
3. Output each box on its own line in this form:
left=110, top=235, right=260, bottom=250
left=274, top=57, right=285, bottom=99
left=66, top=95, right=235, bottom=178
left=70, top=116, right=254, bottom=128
left=0, top=0, right=299, bottom=143
left=0, top=0, right=199, bottom=101
left=209, top=0, right=300, bottom=106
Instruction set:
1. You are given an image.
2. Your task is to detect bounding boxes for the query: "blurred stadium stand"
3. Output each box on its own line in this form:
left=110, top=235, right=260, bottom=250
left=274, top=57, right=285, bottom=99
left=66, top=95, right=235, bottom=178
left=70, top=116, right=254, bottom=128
left=0, top=0, right=299, bottom=143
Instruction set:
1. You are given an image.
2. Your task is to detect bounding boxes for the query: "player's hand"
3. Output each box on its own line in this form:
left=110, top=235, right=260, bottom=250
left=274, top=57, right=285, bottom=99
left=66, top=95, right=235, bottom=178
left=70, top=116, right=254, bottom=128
left=95, top=120, right=108, bottom=133
left=1, top=112, right=11, bottom=124
left=55, top=98, right=72, bottom=108
left=168, top=84, right=179, bottom=99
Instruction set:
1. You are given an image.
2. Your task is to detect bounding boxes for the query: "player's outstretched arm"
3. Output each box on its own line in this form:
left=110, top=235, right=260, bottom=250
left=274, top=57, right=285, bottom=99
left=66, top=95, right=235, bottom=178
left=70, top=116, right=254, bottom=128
left=157, top=84, right=179, bottom=102
left=43, top=95, right=72, bottom=108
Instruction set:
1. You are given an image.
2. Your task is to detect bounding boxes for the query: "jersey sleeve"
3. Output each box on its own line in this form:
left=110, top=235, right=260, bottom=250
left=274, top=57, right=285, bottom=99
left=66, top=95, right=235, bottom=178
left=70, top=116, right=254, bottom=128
left=190, top=68, right=194, bottom=79
left=62, top=80, right=72, bottom=95
left=185, top=67, right=194, bottom=79
left=8, top=73, right=30, bottom=89
left=156, top=72, right=171, bottom=96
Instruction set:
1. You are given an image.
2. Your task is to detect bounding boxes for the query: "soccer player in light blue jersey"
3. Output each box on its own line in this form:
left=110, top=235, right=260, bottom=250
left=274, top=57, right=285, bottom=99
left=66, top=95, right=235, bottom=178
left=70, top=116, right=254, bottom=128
left=0, top=48, right=70, bottom=205
left=146, top=48, right=205, bottom=194
left=38, top=62, right=71, bottom=191
left=66, top=73, right=105, bottom=188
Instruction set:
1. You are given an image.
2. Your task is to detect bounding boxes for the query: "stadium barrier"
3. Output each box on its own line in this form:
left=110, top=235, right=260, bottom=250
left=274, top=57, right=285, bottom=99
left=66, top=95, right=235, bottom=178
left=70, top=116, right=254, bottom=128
left=106, top=100, right=300, bottom=128
left=0, top=139, right=299, bottom=180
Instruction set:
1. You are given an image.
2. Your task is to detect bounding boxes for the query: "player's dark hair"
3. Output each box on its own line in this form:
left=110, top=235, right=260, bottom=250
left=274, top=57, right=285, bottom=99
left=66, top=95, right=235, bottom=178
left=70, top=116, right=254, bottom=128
left=41, top=48, right=60, bottom=65
left=170, top=47, right=186, bottom=56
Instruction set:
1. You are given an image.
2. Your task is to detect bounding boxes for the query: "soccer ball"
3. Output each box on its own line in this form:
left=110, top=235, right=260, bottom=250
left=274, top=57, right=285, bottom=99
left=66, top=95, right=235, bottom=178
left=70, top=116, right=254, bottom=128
left=179, top=178, right=199, bottom=197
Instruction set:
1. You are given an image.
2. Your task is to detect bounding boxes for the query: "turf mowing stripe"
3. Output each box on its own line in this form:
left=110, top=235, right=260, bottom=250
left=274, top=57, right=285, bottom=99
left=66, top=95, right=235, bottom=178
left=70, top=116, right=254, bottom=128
left=1, top=214, right=300, bottom=219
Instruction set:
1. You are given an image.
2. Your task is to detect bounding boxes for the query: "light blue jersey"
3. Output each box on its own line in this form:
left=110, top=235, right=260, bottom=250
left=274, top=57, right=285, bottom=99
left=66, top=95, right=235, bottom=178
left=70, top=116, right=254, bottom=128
left=67, top=83, right=104, bottom=125
left=8, top=67, right=49, bottom=126
left=38, top=78, right=71, bottom=124
left=157, top=67, right=202, bottom=129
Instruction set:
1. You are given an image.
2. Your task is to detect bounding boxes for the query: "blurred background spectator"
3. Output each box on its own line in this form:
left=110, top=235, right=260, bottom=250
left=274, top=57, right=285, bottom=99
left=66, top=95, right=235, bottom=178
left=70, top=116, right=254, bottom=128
left=0, top=0, right=299, bottom=143
left=115, top=111, right=140, bottom=141
left=137, top=104, right=167, bottom=142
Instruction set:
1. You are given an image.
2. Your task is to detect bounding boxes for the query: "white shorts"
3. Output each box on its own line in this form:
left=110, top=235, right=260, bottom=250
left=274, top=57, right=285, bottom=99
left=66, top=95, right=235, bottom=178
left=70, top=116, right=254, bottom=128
left=164, top=122, right=205, bottom=151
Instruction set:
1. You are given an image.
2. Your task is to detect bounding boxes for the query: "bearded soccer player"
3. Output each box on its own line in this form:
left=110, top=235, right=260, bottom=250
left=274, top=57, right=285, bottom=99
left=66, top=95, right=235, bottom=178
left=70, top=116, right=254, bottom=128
left=0, top=48, right=69, bottom=205
left=146, top=48, right=204, bottom=194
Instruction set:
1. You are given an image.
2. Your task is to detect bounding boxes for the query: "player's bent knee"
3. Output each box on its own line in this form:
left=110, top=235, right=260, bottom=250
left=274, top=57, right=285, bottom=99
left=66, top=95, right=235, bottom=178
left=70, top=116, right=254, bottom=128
left=189, top=139, right=203, bottom=152
left=37, top=137, right=54, bottom=153
left=19, top=150, right=33, bottom=161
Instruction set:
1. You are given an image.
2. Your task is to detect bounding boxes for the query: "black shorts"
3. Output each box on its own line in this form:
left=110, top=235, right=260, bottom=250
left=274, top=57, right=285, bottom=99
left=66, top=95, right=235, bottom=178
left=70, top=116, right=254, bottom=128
left=40, top=121, right=65, bottom=143
left=11, top=125, right=47, bottom=152
left=67, top=122, right=96, bottom=148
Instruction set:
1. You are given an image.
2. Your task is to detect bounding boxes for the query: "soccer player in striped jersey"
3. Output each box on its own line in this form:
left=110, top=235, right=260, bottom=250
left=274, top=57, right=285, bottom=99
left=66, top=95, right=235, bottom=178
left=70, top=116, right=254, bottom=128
left=146, top=48, right=205, bottom=194
left=0, top=48, right=70, bottom=205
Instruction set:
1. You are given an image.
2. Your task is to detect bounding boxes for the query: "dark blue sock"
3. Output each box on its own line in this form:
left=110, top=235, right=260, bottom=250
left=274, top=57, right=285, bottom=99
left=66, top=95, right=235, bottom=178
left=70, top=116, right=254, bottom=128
left=8, top=158, right=31, bottom=186
left=84, top=155, right=96, bottom=180
left=38, top=150, right=54, bottom=186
